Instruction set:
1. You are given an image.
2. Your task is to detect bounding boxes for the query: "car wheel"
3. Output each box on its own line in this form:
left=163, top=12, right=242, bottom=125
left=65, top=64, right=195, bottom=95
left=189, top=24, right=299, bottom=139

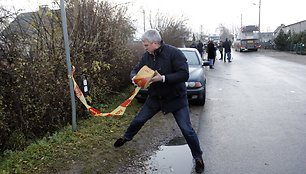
left=196, top=88, right=206, bottom=106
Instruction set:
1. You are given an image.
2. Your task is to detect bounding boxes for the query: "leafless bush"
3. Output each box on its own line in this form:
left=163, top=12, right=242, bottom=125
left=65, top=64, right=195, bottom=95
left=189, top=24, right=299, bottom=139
left=0, top=0, right=137, bottom=152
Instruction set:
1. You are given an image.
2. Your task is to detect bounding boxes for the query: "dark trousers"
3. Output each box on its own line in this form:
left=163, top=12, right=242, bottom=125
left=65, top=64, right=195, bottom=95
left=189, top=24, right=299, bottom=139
left=124, top=97, right=203, bottom=160
left=219, top=50, right=223, bottom=60
left=199, top=51, right=203, bottom=59
left=224, top=52, right=231, bottom=61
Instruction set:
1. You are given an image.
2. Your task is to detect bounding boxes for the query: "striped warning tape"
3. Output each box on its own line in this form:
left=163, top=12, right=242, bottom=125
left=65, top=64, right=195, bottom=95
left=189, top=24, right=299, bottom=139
left=71, top=65, right=154, bottom=116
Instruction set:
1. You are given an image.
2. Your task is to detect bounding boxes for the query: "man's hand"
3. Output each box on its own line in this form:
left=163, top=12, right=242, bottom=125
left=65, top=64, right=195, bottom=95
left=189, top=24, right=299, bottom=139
left=131, top=76, right=138, bottom=87
left=150, top=71, right=163, bottom=83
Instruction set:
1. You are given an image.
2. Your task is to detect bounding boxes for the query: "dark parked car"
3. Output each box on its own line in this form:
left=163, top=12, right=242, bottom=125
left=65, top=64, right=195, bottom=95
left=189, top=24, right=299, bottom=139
left=135, top=48, right=209, bottom=105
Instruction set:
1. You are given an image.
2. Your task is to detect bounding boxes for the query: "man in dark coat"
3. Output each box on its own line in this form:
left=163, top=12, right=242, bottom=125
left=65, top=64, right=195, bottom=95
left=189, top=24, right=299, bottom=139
left=114, top=29, right=205, bottom=173
left=196, top=40, right=204, bottom=58
left=206, top=40, right=216, bottom=69
left=218, top=41, right=224, bottom=61
left=223, top=38, right=232, bottom=62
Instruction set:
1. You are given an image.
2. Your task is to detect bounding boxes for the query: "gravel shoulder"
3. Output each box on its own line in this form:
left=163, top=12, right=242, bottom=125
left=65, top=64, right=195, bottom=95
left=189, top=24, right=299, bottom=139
left=258, top=49, right=306, bottom=64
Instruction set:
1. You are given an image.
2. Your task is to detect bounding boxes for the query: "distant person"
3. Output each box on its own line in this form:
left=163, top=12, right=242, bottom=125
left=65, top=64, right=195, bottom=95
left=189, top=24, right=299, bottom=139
left=213, top=42, right=218, bottom=65
left=196, top=40, right=204, bottom=58
left=223, top=38, right=232, bottom=62
left=218, top=41, right=224, bottom=62
left=206, top=40, right=216, bottom=69
left=190, top=41, right=197, bottom=48
left=114, top=29, right=205, bottom=173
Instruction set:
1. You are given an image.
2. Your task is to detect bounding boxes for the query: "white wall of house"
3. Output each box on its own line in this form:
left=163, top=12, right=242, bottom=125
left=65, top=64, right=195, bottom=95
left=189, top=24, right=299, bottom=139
left=274, top=20, right=306, bottom=37
left=283, top=20, right=306, bottom=34
left=260, top=32, right=274, bottom=42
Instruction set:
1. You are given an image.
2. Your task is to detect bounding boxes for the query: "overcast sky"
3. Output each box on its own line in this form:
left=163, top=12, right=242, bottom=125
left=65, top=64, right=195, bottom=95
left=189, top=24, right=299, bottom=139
left=3, top=0, right=306, bottom=35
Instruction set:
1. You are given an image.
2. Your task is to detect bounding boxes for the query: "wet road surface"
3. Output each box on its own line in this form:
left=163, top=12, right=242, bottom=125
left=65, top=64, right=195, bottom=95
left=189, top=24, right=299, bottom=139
left=199, top=50, right=306, bottom=174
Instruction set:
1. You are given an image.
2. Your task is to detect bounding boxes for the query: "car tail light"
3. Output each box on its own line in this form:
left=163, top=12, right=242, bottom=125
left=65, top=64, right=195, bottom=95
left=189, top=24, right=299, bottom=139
left=185, top=82, right=202, bottom=88
left=194, top=82, right=202, bottom=88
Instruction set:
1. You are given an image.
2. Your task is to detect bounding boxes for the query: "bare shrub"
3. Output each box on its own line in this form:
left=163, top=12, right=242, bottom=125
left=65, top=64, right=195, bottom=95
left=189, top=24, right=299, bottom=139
left=0, top=0, right=136, bottom=152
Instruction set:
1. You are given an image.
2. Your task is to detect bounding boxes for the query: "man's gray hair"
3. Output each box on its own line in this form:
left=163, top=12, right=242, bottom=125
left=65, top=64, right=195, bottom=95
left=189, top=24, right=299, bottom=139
left=141, top=29, right=162, bottom=43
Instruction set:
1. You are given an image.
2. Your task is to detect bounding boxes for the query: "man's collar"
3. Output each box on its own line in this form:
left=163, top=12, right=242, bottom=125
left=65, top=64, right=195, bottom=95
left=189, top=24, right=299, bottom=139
left=153, top=40, right=164, bottom=55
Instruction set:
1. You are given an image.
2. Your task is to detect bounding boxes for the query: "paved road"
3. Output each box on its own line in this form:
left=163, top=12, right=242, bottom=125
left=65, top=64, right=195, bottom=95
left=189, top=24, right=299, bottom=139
left=199, top=50, right=306, bottom=174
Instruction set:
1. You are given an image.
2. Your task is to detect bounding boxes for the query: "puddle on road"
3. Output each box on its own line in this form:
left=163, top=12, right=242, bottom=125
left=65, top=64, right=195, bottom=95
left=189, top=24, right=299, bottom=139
left=144, top=137, right=194, bottom=174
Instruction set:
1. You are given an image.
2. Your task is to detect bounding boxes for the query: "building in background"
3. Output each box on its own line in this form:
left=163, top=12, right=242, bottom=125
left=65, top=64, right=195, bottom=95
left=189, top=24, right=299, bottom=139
left=259, top=32, right=274, bottom=49
left=274, top=20, right=306, bottom=37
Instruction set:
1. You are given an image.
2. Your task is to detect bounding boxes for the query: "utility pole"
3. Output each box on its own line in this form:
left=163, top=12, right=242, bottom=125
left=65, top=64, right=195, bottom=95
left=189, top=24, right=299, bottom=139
left=200, top=25, right=203, bottom=41
left=142, top=9, right=145, bottom=32
left=241, top=13, right=243, bottom=28
left=60, top=0, right=77, bottom=131
left=258, top=0, right=261, bottom=32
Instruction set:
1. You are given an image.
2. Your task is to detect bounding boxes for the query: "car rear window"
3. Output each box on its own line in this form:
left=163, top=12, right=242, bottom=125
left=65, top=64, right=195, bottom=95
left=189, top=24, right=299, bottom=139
left=182, top=51, right=200, bottom=65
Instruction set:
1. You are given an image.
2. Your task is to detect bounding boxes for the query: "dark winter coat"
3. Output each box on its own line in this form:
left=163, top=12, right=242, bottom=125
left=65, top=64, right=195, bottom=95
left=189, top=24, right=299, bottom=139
left=223, top=40, right=232, bottom=53
left=196, top=41, right=204, bottom=53
left=130, top=41, right=189, bottom=114
left=206, top=42, right=216, bottom=59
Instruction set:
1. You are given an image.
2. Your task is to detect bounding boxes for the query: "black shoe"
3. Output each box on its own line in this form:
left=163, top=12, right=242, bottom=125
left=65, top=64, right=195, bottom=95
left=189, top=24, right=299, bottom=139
left=219, top=58, right=222, bottom=60
left=114, top=137, right=128, bottom=147
left=210, top=66, right=214, bottom=69
left=228, top=60, right=232, bottom=63
left=195, top=158, right=205, bottom=173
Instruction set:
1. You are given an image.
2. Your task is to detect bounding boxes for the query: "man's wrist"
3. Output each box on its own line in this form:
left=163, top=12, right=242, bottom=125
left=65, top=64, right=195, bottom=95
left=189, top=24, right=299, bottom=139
left=131, top=76, right=137, bottom=86
left=162, top=75, right=165, bottom=83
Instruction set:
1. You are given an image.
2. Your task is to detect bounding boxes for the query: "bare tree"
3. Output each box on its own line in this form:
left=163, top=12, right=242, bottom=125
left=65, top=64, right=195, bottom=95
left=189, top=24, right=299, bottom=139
left=148, top=11, right=190, bottom=47
left=218, top=24, right=233, bottom=41
left=0, top=6, right=12, bottom=30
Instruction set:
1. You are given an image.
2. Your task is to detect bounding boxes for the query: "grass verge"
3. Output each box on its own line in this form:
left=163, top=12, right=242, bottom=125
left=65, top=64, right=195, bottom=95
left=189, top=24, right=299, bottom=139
left=0, top=86, right=143, bottom=173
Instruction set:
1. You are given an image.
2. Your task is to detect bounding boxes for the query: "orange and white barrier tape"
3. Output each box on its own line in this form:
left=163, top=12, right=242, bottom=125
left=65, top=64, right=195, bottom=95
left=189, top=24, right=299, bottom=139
left=71, top=65, right=154, bottom=117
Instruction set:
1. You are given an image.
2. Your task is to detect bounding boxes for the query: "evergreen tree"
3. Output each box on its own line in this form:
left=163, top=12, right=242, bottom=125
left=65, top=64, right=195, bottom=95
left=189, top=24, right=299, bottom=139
left=274, top=29, right=288, bottom=51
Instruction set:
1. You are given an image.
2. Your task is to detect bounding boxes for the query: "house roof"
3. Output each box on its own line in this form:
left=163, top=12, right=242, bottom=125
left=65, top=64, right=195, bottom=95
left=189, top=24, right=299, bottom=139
left=285, top=20, right=306, bottom=27
left=1, top=11, right=35, bottom=38
left=273, top=24, right=286, bottom=34
left=0, top=6, right=59, bottom=39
